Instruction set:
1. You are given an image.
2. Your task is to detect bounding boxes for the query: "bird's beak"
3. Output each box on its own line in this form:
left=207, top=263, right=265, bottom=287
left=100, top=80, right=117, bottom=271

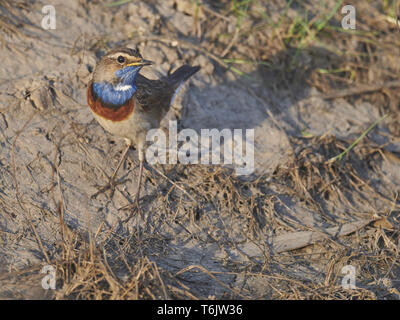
left=126, top=59, right=154, bottom=67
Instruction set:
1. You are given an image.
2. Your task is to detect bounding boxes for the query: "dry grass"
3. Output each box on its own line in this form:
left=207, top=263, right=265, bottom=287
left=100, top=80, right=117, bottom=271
left=41, top=157, right=398, bottom=299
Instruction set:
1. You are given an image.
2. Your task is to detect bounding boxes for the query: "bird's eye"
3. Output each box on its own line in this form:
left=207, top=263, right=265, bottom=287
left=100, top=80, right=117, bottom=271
left=117, top=56, right=125, bottom=64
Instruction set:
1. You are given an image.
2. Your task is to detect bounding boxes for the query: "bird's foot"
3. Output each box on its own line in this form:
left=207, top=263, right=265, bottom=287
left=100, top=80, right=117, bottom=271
left=119, top=193, right=142, bottom=223
left=91, top=143, right=132, bottom=199
left=91, top=177, right=128, bottom=199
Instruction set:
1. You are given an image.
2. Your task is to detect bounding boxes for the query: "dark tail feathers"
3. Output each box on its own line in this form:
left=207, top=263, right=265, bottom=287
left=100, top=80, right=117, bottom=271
left=167, top=65, right=200, bottom=89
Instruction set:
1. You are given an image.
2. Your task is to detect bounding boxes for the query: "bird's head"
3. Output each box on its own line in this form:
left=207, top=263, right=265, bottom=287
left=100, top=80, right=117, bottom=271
left=92, top=47, right=153, bottom=86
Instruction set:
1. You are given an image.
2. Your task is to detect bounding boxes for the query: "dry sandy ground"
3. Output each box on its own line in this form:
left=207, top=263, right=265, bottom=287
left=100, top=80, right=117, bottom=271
left=0, top=0, right=399, bottom=299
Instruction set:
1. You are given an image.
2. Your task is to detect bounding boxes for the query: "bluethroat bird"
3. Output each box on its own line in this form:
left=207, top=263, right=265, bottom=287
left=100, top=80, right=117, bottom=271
left=87, top=47, right=200, bottom=211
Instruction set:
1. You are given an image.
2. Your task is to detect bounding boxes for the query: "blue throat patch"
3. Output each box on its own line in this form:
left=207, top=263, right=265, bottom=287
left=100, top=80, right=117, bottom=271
left=93, top=66, right=140, bottom=106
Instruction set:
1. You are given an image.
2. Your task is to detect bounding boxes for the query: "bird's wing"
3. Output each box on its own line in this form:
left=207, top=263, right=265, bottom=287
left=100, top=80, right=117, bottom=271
left=134, top=75, right=174, bottom=113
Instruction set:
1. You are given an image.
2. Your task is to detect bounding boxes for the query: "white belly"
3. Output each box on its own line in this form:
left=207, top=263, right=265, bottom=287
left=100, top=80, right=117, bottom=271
left=92, top=111, right=153, bottom=148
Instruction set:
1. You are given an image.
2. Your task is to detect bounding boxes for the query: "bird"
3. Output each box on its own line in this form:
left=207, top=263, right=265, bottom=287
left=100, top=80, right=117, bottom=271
left=87, top=47, right=200, bottom=212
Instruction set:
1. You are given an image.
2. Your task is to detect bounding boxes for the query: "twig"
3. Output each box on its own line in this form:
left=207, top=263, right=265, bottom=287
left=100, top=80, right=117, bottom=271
left=175, top=264, right=249, bottom=299
left=221, top=28, right=239, bottom=58
left=133, top=36, right=235, bottom=74
left=313, top=81, right=400, bottom=100
left=10, top=110, right=51, bottom=264
left=28, top=209, right=52, bottom=264
left=148, top=257, right=169, bottom=299
left=201, top=4, right=231, bottom=22
left=147, top=163, right=197, bottom=203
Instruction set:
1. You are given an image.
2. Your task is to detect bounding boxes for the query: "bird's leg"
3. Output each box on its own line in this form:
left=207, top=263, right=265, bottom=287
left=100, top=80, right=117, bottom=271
left=91, top=139, right=131, bottom=198
left=120, top=144, right=145, bottom=221
left=133, top=158, right=144, bottom=206
left=120, top=159, right=144, bottom=222
left=110, top=142, right=131, bottom=182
